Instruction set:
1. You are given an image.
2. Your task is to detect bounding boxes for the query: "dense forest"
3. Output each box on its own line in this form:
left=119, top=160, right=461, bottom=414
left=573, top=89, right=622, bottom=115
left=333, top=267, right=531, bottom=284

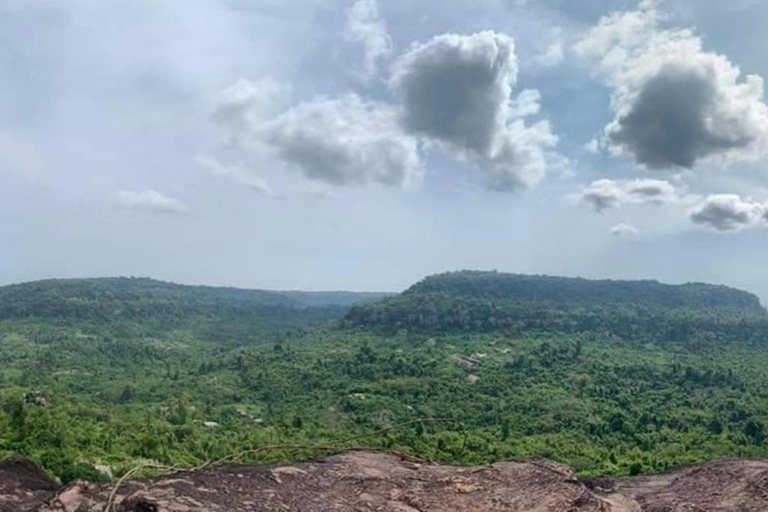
left=0, top=277, right=389, bottom=344
left=2, top=272, right=768, bottom=484
left=346, top=271, right=768, bottom=343
left=405, top=271, right=764, bottom=311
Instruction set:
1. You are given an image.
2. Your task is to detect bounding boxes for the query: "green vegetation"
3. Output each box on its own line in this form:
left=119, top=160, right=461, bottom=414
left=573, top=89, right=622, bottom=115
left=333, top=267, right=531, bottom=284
left=346, top=271, right=768, bottom=342
left=2, top=272, right=768, bottom=483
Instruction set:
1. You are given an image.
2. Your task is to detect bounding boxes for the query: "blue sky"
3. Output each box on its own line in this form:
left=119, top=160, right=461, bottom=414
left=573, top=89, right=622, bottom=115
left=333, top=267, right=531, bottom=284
left=4, top=0, right=768, bottom=300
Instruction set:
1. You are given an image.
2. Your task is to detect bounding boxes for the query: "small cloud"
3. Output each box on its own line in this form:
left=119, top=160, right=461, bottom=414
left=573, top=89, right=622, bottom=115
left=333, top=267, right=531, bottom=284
left=579, top=178, right=681, bottom=212
left=534, top=27, right=564, bottom=68
left=583, top=138, right=600, bottom=154
left=609, top=223, right=639, bottom=237
left=509, top=89, right=542, bottom=118
left=580, top=179, right=623, bottom=212
left=690, top=194, right=766, bottom=232
left=213, top=78, right=291, bottom=146
left=551, top=153, right=575, bottom=180
left=117, top=190, right=186, bottom=214
left=198, top=156, right=274, bottom=196
left=345, top=0, right=393, bottom=79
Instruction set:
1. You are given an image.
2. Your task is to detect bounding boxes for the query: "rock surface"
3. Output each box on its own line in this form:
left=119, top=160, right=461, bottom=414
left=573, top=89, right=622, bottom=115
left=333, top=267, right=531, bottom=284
left=3, top=451, right=768, bottom=511
left=0, top=458, right=59, bottom=512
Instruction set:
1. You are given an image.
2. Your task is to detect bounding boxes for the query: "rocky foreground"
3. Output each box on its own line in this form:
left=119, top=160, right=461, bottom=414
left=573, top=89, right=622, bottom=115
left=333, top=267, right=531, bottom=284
left=3, top=451, right=768, bottom=511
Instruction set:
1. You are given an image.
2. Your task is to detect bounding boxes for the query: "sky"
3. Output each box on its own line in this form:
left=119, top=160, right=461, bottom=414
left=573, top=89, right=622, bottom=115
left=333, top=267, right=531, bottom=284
left=4, top=0, right=768, bottom=300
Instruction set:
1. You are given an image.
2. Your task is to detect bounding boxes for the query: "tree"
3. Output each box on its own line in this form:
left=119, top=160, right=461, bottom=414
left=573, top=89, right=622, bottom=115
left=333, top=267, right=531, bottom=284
left=4, top=397, right=26, bottom=435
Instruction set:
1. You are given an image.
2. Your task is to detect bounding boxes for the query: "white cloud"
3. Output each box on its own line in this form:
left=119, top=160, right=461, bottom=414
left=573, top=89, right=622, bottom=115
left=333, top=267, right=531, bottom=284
left=212, top=79, right=423, bottom=189
left=534, top=27, right=564, bottom=68
left=690, top=194, right=766, bottom=232
left=609, top=223, right=639, bottom=237
left=198, top=156, right=274, bottom=196
left=583, top=138, right=600, bottom=154
left=259, top=94, right=423, bottom=188
left=117, top=190, right=186, bottom=214
left=580, top=178, right=681, bottom=212
left=391, top=31, right=558, bottom=191
left=509, top=89, right=542, bottom=118
left=345, top=0, right=393, bottom=79
left=213, top=78, right=291, bottom=146
left=576, top=1, right=768, bottom=169
left=212, top=29, right=565, bottom=195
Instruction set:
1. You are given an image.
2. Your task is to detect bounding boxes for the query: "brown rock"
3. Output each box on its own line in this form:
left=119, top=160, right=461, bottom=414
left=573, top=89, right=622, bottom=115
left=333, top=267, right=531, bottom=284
left=3, top=452, right=768, bottom=511
left=0, top=457, right=58, bottom=512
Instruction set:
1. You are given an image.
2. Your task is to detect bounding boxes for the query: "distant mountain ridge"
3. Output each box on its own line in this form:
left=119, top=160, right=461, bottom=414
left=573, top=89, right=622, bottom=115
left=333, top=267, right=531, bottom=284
left=345, top=271, right=767, bottom=339
left=405, top=271, right=764, bottom=312
left=4, top=272, right=766, bottom=341
left=0, top=278, right=390, bottom=334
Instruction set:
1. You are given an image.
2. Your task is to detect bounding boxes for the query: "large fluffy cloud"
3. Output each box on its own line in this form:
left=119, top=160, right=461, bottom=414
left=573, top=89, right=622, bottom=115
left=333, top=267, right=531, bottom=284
left=576, top=1, right=768, bottom=169
left=580, top=178, right=680, bottom=212
left=117, top=190, right=186, bottom=214
left=345, top=0, right=393, bottom=79
left=259, top=94, right=423, bottom=188
left=212, top=78, right=422, bottom=189
left=690, top=194, right=766, bottom=232
left=213, top=30, right=560, bottom=193
left=391, top=31, right=557, bottom=191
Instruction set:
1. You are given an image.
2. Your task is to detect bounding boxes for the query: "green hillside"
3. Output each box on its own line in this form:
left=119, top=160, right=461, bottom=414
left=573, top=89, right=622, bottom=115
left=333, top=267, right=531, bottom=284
left=405, top=271, right=764, bottom=311
left=345, top=271, right=768, bottom=342
left=0, top=277, right=388, bottom=343
left=3, top=272, right=768, bottom=484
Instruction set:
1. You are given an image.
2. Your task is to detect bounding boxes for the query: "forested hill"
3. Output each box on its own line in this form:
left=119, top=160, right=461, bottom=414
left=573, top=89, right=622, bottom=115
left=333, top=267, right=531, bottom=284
left=345, top=271, right=767, bottom=340
left=405, top=271, right=764, bottom=311
left=0, top=278, right=389, bottom=335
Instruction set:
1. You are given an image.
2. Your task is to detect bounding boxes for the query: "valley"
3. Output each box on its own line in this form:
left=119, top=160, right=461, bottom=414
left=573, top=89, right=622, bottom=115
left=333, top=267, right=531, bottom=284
left=2, top=271, right=768, bottom=488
